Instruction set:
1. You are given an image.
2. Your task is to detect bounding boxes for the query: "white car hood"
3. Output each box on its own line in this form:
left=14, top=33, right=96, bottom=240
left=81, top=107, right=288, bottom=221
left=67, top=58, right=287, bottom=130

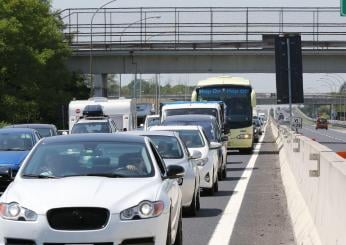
left=2, top=177, right=160, bottom=214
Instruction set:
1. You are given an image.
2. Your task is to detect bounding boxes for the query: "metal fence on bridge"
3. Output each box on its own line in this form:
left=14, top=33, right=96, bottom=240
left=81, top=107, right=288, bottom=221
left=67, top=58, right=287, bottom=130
left=59, top=7, right=346, bottom=52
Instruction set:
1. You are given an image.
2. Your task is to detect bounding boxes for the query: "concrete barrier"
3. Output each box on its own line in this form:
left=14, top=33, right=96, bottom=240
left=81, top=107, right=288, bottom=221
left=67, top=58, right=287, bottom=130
left=271, top=119, right=346, bottom=245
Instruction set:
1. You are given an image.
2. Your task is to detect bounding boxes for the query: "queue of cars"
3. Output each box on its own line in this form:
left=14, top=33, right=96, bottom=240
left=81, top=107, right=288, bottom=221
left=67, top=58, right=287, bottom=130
left=0, top=100, right=231, bottom=245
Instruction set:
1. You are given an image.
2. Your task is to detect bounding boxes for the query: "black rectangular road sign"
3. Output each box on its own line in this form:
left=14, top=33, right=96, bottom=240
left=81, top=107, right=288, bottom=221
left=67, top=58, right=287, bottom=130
left=275, top=34, right=304, bottom=104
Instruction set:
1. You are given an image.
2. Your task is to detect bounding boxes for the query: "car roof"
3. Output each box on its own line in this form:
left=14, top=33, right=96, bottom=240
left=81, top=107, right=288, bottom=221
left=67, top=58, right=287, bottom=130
left=164, top=114, right=216, bottom=121
left=75, top=118, right=109, bottom=123
left=124, top=130, right=178, bottom=137
left=0, top=128, right=37, bottom=134
left=150, top=125, right=202, bottom=131
left=7, top=124, right=56, bottom=129
left=41, top=133, right=146, bottom=144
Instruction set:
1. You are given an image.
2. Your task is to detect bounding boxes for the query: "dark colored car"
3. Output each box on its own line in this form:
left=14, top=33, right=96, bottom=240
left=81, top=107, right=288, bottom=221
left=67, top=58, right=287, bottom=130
left=252, top=119, right=262, bottom=143
left=162, top=114, right=228, bottom=179
left=0, top=128, right=41, bottom=191
left=6, top=124, right=58, bottom=137
left=316, top=118, right=328, bottom=130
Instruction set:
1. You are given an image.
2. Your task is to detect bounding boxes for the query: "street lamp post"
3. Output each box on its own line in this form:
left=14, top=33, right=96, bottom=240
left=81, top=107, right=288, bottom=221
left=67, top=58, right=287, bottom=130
left=89, top=0, right=118, bottom=96
left=118, top=16, right=161, bottom=99
left=320, top=76, right=344, bottom=120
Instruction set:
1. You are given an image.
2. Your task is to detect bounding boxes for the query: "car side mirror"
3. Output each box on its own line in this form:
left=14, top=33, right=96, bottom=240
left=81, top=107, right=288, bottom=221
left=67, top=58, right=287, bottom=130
left=0, top=167, right=13, bottom=180
left=221, top=136, right=229, bottom=142
left=210, top=142, right=222, bottom=149
left=189, top=150, right=202, bottom=160
left=166, top=165, right=185, bottom=179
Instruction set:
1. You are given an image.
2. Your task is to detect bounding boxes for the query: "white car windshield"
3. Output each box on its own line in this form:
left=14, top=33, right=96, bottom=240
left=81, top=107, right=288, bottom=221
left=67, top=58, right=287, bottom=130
left=22, top=142, right=154, bottom=178
left=71, top=122, right=110, bottom=134
left=176, top=130, right=205, bottom=148
left=147, top=135, right=184, bottom=159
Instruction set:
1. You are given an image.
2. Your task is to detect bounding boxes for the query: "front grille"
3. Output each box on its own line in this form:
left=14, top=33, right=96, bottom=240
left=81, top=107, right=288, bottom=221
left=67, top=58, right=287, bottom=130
left=121, top=238, right=155, bottom=245
left=6, top=238, right=36, bottom=245
left=47, top=207, right=109, bottom=230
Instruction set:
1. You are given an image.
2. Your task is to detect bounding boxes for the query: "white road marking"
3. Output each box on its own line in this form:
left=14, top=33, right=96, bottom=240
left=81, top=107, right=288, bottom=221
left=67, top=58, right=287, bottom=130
left=208, top=126, right=266, bottom=245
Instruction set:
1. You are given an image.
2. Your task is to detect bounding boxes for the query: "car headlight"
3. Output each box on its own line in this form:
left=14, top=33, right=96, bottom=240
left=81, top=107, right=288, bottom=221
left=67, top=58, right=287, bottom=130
left=120, top=200, right=164, bottom=220
left=197, top=157, right=208, bottom=166
left=0, top=202, right=37, bottom=221
left=237, top=134, right=252, bottom=139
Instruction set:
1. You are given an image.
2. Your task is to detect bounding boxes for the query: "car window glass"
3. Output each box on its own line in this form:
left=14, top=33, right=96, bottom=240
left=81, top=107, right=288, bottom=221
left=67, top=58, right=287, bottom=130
left=0, top=132, right=34, bottom=151
left=149, top=142, right=166, bottom=175
left=71, top=122, right=110, bottom=134
left=147, top=135, right=183, bottom=159
left=176, top=130, right=205, bottom=148
left=22, top=142, right=154, bottom=178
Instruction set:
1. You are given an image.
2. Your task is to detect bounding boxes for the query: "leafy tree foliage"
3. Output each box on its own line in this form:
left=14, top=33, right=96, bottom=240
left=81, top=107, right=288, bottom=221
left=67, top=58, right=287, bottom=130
left=0, top=0, right=89, bottom=127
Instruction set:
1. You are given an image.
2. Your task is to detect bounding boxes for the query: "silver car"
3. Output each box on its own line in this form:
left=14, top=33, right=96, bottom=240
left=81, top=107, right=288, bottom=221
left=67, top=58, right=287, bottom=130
left=124, top=130, right=201, bottom=216
left=150, top=125, right=221, bottom=196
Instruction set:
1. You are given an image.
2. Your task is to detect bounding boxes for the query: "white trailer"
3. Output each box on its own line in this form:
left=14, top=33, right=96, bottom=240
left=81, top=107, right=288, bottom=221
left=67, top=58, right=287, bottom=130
left=69, top=97, right=137, bottom=133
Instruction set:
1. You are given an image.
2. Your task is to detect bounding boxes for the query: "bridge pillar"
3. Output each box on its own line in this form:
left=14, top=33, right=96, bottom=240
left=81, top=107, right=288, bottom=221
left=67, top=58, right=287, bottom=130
left=93, top=74, right=108, bottom=97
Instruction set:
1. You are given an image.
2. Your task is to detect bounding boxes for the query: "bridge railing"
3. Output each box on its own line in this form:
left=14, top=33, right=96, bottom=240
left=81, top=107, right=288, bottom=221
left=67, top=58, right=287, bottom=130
left=58, top=7, right=346, bottom=52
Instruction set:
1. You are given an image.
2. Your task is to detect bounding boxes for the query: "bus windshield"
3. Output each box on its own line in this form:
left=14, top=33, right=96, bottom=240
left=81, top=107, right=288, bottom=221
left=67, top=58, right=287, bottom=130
left=197, top=87, right=252, bottom=129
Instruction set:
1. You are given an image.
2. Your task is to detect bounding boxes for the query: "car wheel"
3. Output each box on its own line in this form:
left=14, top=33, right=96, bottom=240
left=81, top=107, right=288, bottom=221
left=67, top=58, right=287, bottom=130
left=196, top=187, right=201, bottom=211
left=186, top=187, right=197, bottom=217
left=214, top=177, right=219, bottom=193
left=166, top=209, right=172, bottom=245
left=241, top=147, right=253, bottom=154
left=206, top=170, right=215, bottom=196
left=173, top=208, right=183, bottom=245
left=222, top=166, right=227, bottom=179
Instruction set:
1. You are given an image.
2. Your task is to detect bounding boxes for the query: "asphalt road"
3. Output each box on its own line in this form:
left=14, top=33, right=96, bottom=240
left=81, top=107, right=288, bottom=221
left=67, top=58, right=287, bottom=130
left=299, top=123, right=346, bottom=152
left=182, top=126, right=295, bottom=245
left=277, top=108, right=346, bottom=152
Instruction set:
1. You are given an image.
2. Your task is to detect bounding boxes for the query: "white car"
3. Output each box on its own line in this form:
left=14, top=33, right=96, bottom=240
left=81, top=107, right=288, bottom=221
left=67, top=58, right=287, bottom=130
left=144, top=114, right=160, bottom=131
left=150, top=125, right=221, bottom=195
left=0, top=134, right=184, bottom=245
left=71, top=117, right=119, bottom=134
left=125, top=130, right=201, bottom=216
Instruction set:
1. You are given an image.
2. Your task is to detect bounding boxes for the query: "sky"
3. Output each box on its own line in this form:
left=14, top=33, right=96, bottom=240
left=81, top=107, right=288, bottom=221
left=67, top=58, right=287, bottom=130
left=51, top=0, right=344, bottom=93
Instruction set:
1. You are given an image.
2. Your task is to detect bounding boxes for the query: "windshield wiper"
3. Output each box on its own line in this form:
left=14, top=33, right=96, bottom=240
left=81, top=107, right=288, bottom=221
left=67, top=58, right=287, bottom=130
left=83, top=173, right=127, bottom=178
left=0, top=148, right=27, bottom=151
left=22, top=174, right=59, bottom=179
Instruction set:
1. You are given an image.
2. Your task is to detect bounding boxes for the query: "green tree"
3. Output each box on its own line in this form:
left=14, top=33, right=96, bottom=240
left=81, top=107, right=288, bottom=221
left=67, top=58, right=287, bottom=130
left=0, top=0, right=89, bottom=127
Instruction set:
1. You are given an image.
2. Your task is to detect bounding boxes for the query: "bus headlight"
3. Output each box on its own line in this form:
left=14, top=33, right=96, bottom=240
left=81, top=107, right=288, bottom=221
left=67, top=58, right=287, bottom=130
left=237, top=134, right=252, bottom=139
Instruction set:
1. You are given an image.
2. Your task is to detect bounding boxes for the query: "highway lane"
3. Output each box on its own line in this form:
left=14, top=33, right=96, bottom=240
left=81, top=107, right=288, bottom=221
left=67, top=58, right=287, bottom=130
left=182, top=126, right=295, bottom=245
left=299, top=123, right=346, bottom=152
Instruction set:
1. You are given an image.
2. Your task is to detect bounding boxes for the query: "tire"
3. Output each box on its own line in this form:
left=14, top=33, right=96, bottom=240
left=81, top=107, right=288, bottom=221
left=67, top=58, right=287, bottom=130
left=213, top=177, right=219, bottom=193
left=166, top=209, right=172, bottom=245
left=196, top=187, right=201, bottom=211
left=222, top=166, right=227, bottom=179
left=206, top=171, right=215, bottom=196
left=173, top=208, right=183, bottom=245
left=186, top=187, right=197, bottom=217
left=241, top=147, right=253, bottom=154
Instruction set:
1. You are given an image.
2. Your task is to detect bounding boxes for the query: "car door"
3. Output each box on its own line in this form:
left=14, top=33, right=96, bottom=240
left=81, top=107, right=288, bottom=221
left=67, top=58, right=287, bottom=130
left=201, top=130, right=218, bottom=182
left=179, top=137, right=199, bottom=187
left=149, top=142, right=181, bottom=238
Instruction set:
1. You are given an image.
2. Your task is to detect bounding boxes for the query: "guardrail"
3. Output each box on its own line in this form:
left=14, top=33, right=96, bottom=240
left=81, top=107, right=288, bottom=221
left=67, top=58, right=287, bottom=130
left=271, top=119, right=346, bottom=245
left=59, top=7, right=346, bottom=52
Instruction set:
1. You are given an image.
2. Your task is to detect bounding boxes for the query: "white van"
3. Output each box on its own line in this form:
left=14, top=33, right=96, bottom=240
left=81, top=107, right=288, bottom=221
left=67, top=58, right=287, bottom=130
left=69, top=97, right=137, bottom=133
left=161, top=102, right=225, bottom=129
